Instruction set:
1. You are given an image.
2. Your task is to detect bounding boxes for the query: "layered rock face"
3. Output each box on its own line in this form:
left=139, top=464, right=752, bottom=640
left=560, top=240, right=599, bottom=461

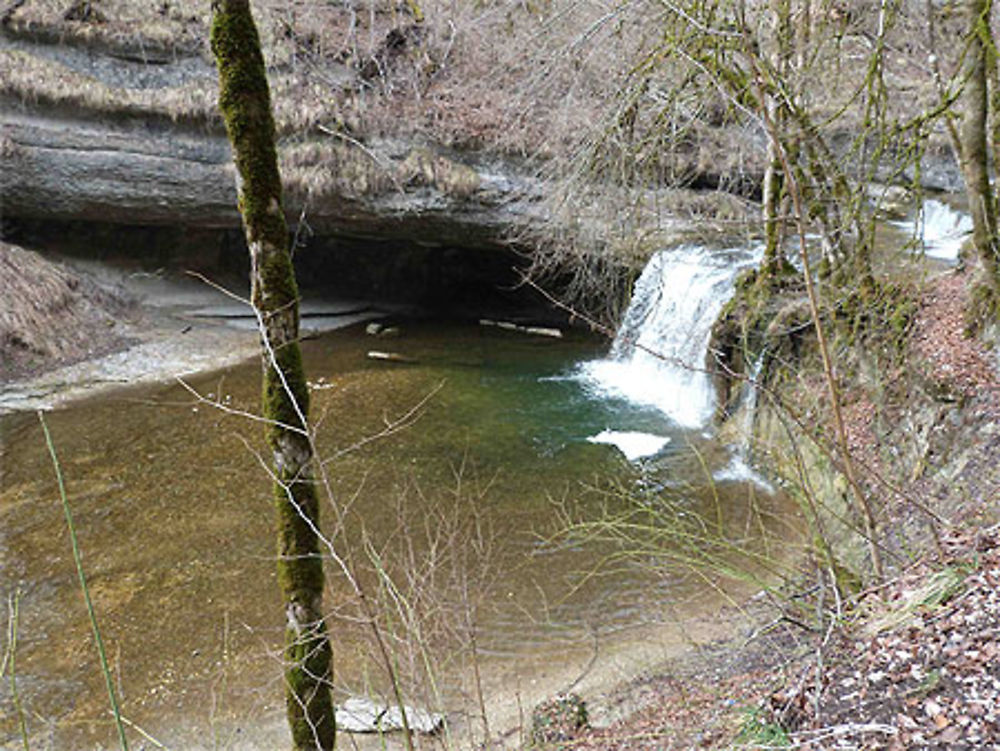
left=2, top=100, right=538, bottom=245
left=1, top=1, right=966, bottom=282
left=3, top=106, right=240, bottom=227
left=0, top=11, right=541, bottom=250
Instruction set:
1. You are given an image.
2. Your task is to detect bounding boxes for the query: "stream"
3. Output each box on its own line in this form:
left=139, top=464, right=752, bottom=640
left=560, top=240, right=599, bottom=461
left=0, top=199, right=967, bottom=749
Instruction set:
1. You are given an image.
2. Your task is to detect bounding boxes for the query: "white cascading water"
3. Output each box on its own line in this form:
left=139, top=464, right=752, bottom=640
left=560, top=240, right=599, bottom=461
left=712, top=351, right=774, bottom=489
left=894, top=199, right=972, bottom=262
left=580, top=244, right=759, bottom=431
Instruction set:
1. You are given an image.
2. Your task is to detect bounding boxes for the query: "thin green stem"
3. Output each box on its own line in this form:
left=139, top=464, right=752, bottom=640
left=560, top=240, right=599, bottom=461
left=38, top=410, right=129, bottom=751
left=7, top=590, right=30, bottom=751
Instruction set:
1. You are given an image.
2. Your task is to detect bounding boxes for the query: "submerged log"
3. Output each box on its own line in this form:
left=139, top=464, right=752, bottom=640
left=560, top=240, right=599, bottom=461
left=367, top=350, right=417, bottom=363
left=479, top=319, right=563, bottom=338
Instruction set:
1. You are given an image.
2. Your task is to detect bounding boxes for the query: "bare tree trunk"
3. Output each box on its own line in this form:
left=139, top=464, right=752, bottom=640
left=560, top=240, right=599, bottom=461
left=961, top=0, right=1000, bottom=294
left=762, top=0, right=792, bottom=278
left=762, top=105, right=786, bottom=274
left=210, top=3, right=335, bottom=749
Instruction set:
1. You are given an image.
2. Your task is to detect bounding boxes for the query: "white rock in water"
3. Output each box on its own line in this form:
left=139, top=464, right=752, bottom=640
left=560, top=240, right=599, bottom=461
left=336, top=697, right=444, bottom=735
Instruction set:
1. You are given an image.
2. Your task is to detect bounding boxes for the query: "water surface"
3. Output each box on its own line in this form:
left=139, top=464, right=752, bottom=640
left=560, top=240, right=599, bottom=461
left=0, top=318, right=794, bottom=749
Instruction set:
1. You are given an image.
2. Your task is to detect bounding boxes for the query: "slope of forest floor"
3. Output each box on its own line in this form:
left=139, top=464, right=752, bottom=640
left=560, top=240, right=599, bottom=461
left=0, top=244, right=267, bottom=412
left=558, top=524, right=1000, bottom=750
left=542, top=268, right=1000, bottom=750
left=0, top=241, right=137, bottom=382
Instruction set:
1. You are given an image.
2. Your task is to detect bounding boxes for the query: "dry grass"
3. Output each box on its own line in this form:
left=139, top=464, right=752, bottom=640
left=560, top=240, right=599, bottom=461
left=4, top=1, right=964, bottom=167
left=5, top=0, right=211, bottom=52
left=1, top=1, right=652, bottom=150
left=0, top=242, right=135, bottom=380
left=1, top=0, right=969, bottom=155
left=0, top=48, right=218, bottom=122
left=0, top=0, right=974, bottom=318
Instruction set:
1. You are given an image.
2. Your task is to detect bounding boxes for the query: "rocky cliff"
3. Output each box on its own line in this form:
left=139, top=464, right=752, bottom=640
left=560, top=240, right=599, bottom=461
left=0, top=5, right=545, bottom=250
left=0, top=1, right=967, bottom=271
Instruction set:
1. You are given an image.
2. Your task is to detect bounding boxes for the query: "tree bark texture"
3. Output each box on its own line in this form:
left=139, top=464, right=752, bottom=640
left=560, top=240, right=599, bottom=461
left=210, top=3, right=335, bottom=749
left=961, top=0, right=1000, bottom=292
left=762, top=0, right=792, bottom=276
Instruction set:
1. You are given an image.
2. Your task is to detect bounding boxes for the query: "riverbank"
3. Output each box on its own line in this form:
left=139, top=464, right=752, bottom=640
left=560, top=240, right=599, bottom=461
left=557, top=523, right=1000, bottom=750
left=0, top=243, right=393, bottom=414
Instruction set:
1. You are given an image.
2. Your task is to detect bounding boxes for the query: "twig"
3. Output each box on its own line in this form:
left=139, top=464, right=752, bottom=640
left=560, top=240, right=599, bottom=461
left=316, top=123, right=406, bottom=193
left=319, top=380, right=444, bottom=465
left=791, top=721, right=897, bottom=742
left=116, top=713, right=172, bottom=750
left=174, top=377, right=310, bottom=437
left=183, top=270, right=250, bottom=307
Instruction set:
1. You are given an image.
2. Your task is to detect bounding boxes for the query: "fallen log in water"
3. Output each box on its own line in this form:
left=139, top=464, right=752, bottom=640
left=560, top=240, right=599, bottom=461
left=367, top=351, right=417, bottom=363
left=479, top=319, right=562, bottom=338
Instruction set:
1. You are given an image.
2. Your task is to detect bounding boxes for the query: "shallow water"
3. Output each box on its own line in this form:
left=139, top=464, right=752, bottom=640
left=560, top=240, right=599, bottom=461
left=0, top=318, right=795, bottom=749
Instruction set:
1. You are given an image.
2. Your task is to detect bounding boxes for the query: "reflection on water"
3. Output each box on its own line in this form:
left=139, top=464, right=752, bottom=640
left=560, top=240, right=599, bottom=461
left=0, top=319, right=797, bottom=749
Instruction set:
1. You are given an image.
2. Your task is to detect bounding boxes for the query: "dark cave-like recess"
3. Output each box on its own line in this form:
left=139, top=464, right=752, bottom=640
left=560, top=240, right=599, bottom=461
left=3, top=217, right=561, bottom=322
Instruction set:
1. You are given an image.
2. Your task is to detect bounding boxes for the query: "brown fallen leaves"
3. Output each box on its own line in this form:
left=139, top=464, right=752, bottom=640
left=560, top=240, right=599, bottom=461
left=776, top=524, right=1000, bottom=749
left=910, top=272, right=1000, bottom=408
left=565, top=670, right=770, bottom=751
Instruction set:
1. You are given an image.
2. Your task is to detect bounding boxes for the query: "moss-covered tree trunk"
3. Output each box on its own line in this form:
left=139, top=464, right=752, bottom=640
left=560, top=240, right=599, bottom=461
left=961, top=0, right=1000, bottom=296
left=210, top=3, right=335, bottom=749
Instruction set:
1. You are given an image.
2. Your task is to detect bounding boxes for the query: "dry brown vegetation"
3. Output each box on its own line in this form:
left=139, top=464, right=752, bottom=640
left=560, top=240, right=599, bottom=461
left=0, top=47, right=218, bottom=120
left=2, top=1, right=962, bottom=154
left=1, top=0, right=972, bottom=280
left=1, top=0, right=638, bottom=152
left=0, top=242, right=135, bottom=380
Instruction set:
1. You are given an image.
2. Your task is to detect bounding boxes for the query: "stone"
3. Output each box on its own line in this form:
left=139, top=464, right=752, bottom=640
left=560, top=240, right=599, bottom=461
left=530, top=692, right=589, bottom=744
left=335, top=697, right=444, bottom=735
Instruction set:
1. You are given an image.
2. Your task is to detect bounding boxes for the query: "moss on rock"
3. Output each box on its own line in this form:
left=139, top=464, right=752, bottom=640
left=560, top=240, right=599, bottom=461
left=709, top=263, right=804, bottom=421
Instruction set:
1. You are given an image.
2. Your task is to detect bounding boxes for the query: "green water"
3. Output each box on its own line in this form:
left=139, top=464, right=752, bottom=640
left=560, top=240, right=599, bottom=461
left=0, top=319, right=795, bottom=749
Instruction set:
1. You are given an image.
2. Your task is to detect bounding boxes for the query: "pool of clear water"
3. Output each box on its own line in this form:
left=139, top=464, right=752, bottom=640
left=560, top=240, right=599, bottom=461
left=0, top=317, right=795, bottom=749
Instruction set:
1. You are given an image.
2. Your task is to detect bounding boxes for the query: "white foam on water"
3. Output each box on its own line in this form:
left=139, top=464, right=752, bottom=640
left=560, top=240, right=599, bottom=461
left=713, top=454, right=775, bottom=492
left=587, top=429, right=671, bottom=461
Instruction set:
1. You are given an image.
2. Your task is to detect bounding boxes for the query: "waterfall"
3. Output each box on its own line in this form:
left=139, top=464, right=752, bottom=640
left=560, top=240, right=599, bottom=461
left=579, top=244, right=759, bottom=430
left=894, top=199, right=972, bottom=262
left=737, top=351, right=765, bottom=460
left=713, top=351, right=774, bottom=489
